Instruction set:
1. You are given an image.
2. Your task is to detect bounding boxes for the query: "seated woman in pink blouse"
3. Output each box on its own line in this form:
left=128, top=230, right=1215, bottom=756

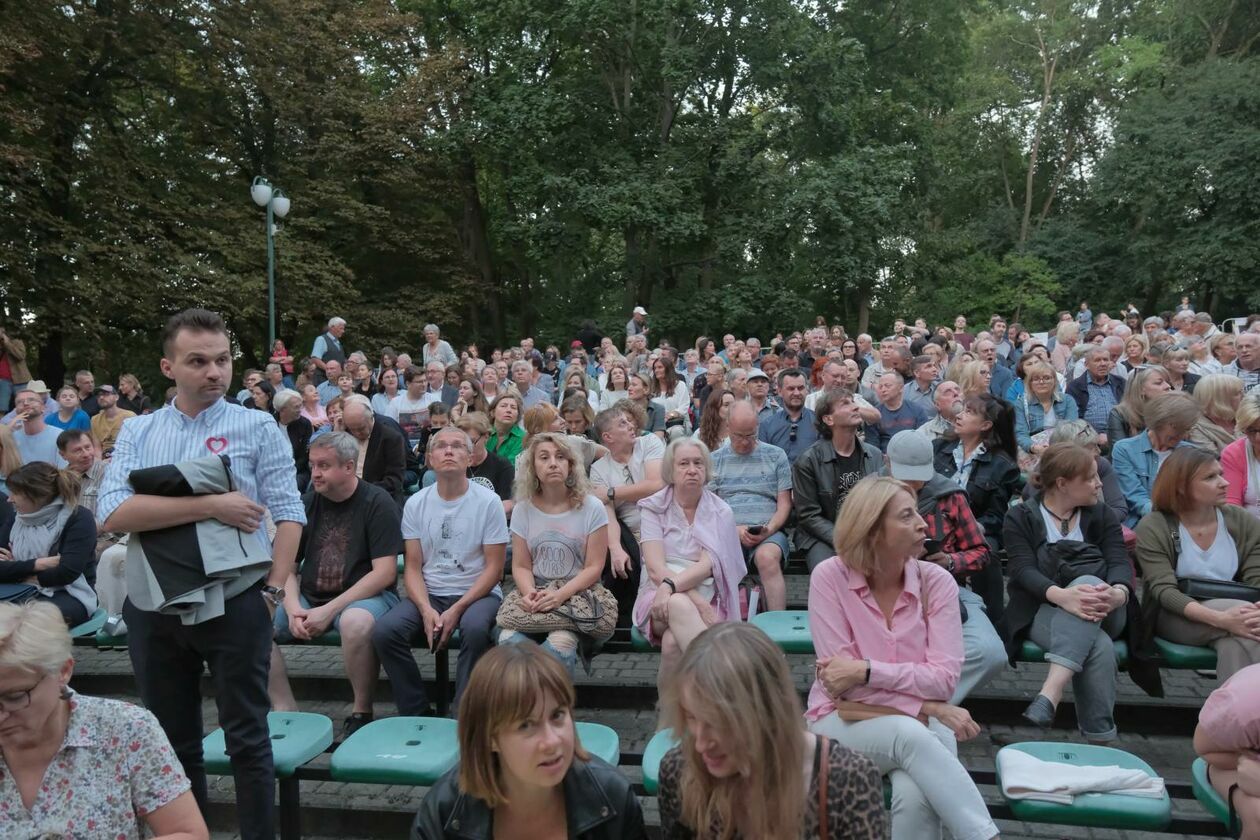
left=0, top=601, right=207, bottom=840
left=1195, top=663, right=1260, bottom=838
left=632, top=438, right=746, bottom=696
left=807, top=475, right=998, bottom=840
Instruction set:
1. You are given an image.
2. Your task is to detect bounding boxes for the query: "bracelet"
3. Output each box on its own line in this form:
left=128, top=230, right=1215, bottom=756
left=662, top=578, right=677, bottom=594
left=864, top=659, right=871, bottom=685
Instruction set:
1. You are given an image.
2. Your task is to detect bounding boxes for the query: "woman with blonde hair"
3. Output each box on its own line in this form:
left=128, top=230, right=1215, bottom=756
left=497, top=432, right=609, bottom=674
left=1209, top=332, right=1237, bottom=373
left=1106, top=365, right=1172, bottom=444
left=0, top=424, right=22, bottom=493
left=1161, top=346, right=1201, bottom=393
left=1189, top=373, right=1244, bottom=453
left=1222, top=394, right=1260, bottom=519
left=1120, top=334, right=1148, bottom=376
left=1014, top=360, right=1079, bottom=458
left=411, top=642, right=644, bottom=839
left=951, top=359, right=991, bottom=399
left=0, top=601, right=209, bottom=839
left=1051, top=321, right=1080, bottom=375
left=520, top=403, right=605, bottom=470
left=807, top=475, right=997, bottom=840
left=658, top=622, right=887, bottom=839
left=116, top=373, right=153, bottom=415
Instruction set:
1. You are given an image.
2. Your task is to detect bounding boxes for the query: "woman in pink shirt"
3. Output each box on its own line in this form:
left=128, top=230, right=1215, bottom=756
left=807, top=476, right=998, bottom=840
left=1195, top=663, right=1260, bottom=838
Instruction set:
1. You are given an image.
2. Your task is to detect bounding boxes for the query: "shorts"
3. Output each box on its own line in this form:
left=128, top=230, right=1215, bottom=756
left=273, top=590, right=401, bottom=641
left=741, top=530, right=791, bottom=568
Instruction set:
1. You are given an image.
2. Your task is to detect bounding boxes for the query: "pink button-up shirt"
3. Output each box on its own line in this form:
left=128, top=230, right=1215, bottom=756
left=806, top=555, right=963, bottom=721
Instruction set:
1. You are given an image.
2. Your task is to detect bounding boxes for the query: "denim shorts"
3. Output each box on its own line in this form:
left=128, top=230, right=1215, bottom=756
left=741, top=530, right=791, bottom=568
left=273, top=590, right=400, bottom=641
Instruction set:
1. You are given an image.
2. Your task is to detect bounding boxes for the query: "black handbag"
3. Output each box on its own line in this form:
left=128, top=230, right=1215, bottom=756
left=1038, top=539, right=1109, bottom=588
left=1168, top=520, right=1260, bottom=603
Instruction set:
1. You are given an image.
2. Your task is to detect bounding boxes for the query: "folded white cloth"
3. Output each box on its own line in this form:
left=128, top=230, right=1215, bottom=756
left=997, top=748, right=1167, bottom=805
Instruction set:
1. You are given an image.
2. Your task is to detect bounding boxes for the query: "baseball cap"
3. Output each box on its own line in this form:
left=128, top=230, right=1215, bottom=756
left=95, top=384, right=118, bottom=396
left=887, top=431, right=935, bottom=482
left=747, top=368, right=769, bottom=381
left=633, top=306, right=648, bottom=316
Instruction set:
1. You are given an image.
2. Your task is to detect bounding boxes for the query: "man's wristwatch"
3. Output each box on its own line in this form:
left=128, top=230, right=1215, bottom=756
left=606, top=486, right=616, bottom=501
left=262, top=585, right=284, bottom=606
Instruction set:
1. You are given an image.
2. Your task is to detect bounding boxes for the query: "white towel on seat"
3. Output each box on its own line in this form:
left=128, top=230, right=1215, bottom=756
left=997, top=748, right=1167, bottom=805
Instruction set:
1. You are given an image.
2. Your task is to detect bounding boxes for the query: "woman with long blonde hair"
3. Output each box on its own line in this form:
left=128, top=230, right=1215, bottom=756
left=658, top=622, right=887, bottom=839
left=950, top=359, right=991, bottom=399
left=1189, top=373, right=1244, bottom=453
left=1106, top=365, right=1172, bottom=443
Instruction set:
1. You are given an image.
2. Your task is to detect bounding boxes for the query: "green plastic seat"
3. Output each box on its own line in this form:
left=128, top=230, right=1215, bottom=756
left=330, top=716, right=458, bottom=785
left=641, top=729, right=680, bottom=795
left=750, top=611, right=814, bottom=654
left=70, top=608, right=107, bottom=638
left=995, top=742, right=1170, bottom=830
left=630, top=624, right=655, bottom=652
left=1191, top=757, right=1232, bottom=830
left=575, top=722, right=621, bottom=765
left=204, top=712, right=333, bottom=778
left=1154, top=637, right=1217, bottom=670
left=1019, top=638, right=1129, bottom=666
left=93, top=628, right=129, bottom=647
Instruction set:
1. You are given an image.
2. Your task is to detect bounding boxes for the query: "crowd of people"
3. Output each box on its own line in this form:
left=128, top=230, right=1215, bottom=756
left=1, top=301, right=1260, bottom=839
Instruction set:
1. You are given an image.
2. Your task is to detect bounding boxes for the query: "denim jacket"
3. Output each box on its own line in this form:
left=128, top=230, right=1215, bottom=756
left=1014, top=391, right=1080, bottom=451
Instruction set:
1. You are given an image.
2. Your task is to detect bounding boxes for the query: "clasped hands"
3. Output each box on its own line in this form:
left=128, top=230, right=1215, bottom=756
left=1049, top=582, right=1126, bottom=622
left=0, top=546, right=58, bottom=583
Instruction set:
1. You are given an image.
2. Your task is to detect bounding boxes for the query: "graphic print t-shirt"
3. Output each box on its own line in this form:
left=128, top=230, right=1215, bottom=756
left=509, top=495, right=608, bottom=587
left=402, top=481, right=509, bottom=598
left=299, top=482, right=402, bottom=605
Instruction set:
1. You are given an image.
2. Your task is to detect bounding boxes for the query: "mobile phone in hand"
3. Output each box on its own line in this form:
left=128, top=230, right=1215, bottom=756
left=923, top=538, right=943, bottom=556
left=747, top=525, right=765, bottom=535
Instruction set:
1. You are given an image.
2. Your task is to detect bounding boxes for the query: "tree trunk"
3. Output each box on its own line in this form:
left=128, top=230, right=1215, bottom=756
left=456, top=149, right=502, bottom=345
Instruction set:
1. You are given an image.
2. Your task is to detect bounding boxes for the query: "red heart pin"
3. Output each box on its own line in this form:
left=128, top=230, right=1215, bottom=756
left=206, top=436, right=228, bottom=454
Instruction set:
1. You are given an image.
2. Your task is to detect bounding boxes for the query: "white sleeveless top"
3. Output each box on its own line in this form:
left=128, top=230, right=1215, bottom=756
left=1176, top=509, right=1239, bottom=582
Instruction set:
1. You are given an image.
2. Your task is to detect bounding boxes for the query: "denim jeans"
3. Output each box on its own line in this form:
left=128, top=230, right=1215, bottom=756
left=498, top=629, right=579, bottom=675
left=1027, top=574, right=1126, bottom=741
left=953, top=587, right=1007, bottom=703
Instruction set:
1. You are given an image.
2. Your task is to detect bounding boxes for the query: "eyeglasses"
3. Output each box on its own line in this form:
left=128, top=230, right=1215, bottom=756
left=0, top=684, right=39, bottom=713
left=1244, top=427, right=1260, bottom=438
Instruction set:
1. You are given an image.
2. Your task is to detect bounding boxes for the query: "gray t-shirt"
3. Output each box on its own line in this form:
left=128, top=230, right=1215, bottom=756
left=15, top=425, right=67, bottom=468
left=708, top=442, right=792, bottom=527
left=402, top=481, right=509, bottom=598
left=510, top=495, right=608, bottom=587
left=589, top=435, right=664, bottom=534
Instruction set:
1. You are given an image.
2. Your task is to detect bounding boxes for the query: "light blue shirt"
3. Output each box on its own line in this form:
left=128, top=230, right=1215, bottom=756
left=15, top=425, right=66, bottom=468
left=97, top=399, right=306, bottom=555
left=709, top=442, right=792, bottom=526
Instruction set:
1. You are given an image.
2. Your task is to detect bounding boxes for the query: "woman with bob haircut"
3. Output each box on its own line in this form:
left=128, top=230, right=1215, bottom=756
left=1135, top=446, right=1260, bottom=682
left=0, top=601, right=208, bottom=839
left=1003, top=443, right=1142, bottom=737
left=1112, top=391, right=1202, bottom=527
left=519, top=403, right=604, bottom=471
left=1222, top=394, right=1260, bottom=520
left=0, top=462, right=97, bottom=626
left=411, top=642, right=645, bottom=839
left=1189, top=373, right=1245, bottom=453
left=499, top=432, right=609, bottom=675
left=560, top=394, right=598, bottom=440
left=806, top=475, right=997, bottom=840
left=658, top=622, right=888, bottom=839
left=633, top=438, right=746, bottom=694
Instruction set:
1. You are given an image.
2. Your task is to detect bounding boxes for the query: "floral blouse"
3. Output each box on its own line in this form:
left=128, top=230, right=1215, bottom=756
left=0, top=692, right=190, bottom=839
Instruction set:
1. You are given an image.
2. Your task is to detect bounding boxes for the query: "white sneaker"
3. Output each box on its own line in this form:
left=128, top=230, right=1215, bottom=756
left=103, top=615, right=128, bottom=636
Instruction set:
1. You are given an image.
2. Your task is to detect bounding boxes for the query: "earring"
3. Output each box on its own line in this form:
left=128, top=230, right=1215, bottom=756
left=564, top=474, right=576, bottom=488
left=60, top=684, right=72, bottom=700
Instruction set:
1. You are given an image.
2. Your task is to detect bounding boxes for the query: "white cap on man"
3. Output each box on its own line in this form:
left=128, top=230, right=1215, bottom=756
left=633, top=306, right=648, bottom=316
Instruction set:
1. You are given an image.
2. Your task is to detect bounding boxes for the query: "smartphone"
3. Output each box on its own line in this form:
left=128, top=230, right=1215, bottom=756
left=747, top=525, right=765, bottom=535
left=923, top=538, right=943, bottom=556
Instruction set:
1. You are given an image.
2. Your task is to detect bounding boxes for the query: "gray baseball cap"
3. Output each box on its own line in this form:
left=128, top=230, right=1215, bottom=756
left=887, top=430, right=935, bottom=482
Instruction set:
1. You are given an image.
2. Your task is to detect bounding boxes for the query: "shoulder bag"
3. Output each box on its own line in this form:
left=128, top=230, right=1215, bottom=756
left=1168, top=521, right=1260, bottom=603
left=496, top=580, right=619, bottom=642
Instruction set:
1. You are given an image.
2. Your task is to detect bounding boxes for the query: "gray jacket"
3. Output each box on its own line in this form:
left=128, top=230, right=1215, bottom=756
left=791, top=437, right=883, bottom=552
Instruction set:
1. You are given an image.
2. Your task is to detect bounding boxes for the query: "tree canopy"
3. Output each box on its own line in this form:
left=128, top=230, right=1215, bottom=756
left=1, top=0, right=1257, bottom=388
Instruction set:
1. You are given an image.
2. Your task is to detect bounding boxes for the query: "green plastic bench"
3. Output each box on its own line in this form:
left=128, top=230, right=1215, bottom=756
left=1153, top=637, right=1217, bottom=670
left=330, top=716, right=459, bottom=785
left=1191, top=757, right=1233, bottom=832
left=641, top=728, right=680, bottom=795
left=994, top=742, right=1171, bottom=830
left=1018, top=638, right=1130, bottom=667
left=630, top=624, right=655, bottom=652
left=750, top=611, right=814, bottom=654
left=203, top=711, right=333, bottom=778
left=576, top=722, right=621, bottom=765
left=70, top=608, right=107, bottom=637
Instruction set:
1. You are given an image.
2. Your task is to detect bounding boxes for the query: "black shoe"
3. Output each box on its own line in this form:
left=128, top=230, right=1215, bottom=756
left=1021, top=694, right=1057, bottom=728
left=343, top=712, right=374, bottom=739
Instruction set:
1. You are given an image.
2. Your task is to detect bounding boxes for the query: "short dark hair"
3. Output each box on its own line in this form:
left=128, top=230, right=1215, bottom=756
left=56, top=428, right=93, bottom=452
left=776, top=367, right=806, bottom=388
left=161, top=308, right=228, bottom=356
left=429, top=401, right=451, bottom=419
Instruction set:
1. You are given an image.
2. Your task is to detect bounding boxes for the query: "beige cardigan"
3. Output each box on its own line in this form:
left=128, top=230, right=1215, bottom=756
left=1134, top=505, right=1260, bottom=616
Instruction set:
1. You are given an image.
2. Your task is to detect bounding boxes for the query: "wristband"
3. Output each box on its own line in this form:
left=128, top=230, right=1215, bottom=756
left=864, top=659, right=871, bottom=685
left=662, top=578, right=677, bottom=594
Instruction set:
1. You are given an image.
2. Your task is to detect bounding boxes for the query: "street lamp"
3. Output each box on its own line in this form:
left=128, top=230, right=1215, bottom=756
left=250, top=176, right=291, bottom=348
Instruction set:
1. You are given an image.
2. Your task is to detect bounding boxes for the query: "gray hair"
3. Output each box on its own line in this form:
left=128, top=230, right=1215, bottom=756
left=1143, top=316, right=1164, bottom=329
left=0, top=601, right=72, bottom=676
left=309, top=431, right=360, bottom=465
left=272, top=388, right=302, bottom=413
left=423, top=323, right=440, bottom=334
left=1049, top=419, right=1099, bottom=446
left=661, top=437, right=712, bottom=486
left=430, top=424, right=473, bottom=453
left=426, top=360, right=446, bottom=373
left=328, top=316, right=346, bottom=329
left=511, top=360, right=532, bottom=376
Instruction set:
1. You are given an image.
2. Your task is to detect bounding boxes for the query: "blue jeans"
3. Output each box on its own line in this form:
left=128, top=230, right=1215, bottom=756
left=272, top=590, right=399, bottom=641
left=499, top=630, right=579, bottom=675
left=741, top=530, right=791, bottom=567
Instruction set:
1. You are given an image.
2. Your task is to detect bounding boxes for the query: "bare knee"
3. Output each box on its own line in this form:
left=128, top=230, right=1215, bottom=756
left=754, top=547, right=783, bottom=577
left=338, top=608, right=376, bottom=643
left=667, top=593, right=699, bottom=622
left=661, top=630, right=680, bottom=658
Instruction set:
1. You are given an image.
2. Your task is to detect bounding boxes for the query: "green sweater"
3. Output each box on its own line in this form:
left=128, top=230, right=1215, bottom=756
left=1134, top=505, right=1260, bottom=616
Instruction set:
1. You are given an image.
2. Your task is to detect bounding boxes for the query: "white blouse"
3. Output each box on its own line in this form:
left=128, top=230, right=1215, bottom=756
left=1176, top=509, right=1240, bottom=582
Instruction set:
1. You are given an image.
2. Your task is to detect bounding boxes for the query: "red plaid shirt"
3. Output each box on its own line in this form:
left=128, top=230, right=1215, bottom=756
left=922, top=491, right=990, bottom=574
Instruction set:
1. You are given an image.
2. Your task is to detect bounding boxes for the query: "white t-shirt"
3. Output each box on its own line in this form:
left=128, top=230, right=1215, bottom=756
left=1040, top=503, right=1084, bottom=543
left=1176, top=509, right=1240, bottom=582
left=402, top=481, right=509, bottom=598
left=510, top=495, right=608, bottom=587
left=391, top=394, right=432, bottom=446
left=589, top=435, right=665, bottom=534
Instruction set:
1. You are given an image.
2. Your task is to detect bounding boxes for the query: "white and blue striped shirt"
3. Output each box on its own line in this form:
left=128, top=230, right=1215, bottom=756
left=97, top=398, right=306, bottom=554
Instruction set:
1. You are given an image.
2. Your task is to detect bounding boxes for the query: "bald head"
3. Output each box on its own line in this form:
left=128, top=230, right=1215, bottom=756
left=342, top=398, right=374, bottom=441
left=728, top=400, right=759, bottom=454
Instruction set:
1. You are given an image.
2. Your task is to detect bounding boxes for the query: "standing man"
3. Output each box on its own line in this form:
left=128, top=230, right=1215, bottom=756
left=10, top=383, right=66, bottom=466
left=0, top=325, right=30, bottom=412
left=626, top=306, right=649, bottom=342
left=90, top=384, right=136, bottom=457
left=74, top=370, right=101, bottom=417
left=311, top=316, right=347, bottom=384
left=757, top=368, right=819, bottom=465
left=98, top=308, right=305, bottom=840
left=421, top=323, right=458, bottom=368
left=372, top=425, right=508, bottom=715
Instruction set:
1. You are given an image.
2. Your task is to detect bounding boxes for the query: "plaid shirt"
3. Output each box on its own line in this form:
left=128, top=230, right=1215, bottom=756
left=922, top=491, right=990, bottom=575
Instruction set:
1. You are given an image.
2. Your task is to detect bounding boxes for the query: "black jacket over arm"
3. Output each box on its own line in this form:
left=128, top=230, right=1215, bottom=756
left=365, top=418, right=407, bottom=505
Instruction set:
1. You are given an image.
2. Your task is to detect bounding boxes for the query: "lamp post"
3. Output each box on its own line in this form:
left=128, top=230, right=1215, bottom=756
left=250, top=176, right=291, bottom=348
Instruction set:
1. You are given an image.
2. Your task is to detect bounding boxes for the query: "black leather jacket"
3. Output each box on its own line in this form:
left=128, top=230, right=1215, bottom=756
left=411, top=756, right=646, bottom=840
left=932, top=439, right=1021, bottom=545
left=791, top=437, right=884, bottom=552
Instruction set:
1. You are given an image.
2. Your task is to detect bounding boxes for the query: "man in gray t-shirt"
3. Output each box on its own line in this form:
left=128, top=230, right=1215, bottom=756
left=371, top=426, right=508, bottom=714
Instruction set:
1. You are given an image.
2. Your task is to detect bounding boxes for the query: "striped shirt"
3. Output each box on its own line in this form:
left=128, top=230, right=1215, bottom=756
left=97, top=398, right=306, bottom=555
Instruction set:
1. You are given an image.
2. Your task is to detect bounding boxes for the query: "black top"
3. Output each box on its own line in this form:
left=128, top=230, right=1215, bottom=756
left=364, top=419, right=408, bottom=506
left=932, top=438, right=1021, bottom=546
left=0, top=505, right=97, bottom=589
left=298, top=481, right=402, bottom=605
left=470, top=451, right=514, bottom=501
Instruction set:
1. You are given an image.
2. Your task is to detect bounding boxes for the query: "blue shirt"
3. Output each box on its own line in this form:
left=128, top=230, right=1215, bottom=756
left=1083, top=379, right=1118, bottom=432
left=757, top=408, right=818, bottom=465
left=709, top=442, right=793, bottom=526
left=97, top=399, right=306, bottom=555
left=874, top=400, right=929, bottom=451
left=316, top=380, right=341, bottom=406
left=46, top=409, right=91, bottom=431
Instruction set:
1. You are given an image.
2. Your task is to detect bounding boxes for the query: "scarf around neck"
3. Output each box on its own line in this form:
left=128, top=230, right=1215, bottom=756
left=12, top=499, right=73, bottom=563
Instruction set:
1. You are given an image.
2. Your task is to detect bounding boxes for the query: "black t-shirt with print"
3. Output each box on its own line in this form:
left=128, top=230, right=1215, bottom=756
left=299, top=481, right=403, bottom=605
left=469, top=450, right=514, bottom=501
left=831, top=445, right=866, bottom=510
